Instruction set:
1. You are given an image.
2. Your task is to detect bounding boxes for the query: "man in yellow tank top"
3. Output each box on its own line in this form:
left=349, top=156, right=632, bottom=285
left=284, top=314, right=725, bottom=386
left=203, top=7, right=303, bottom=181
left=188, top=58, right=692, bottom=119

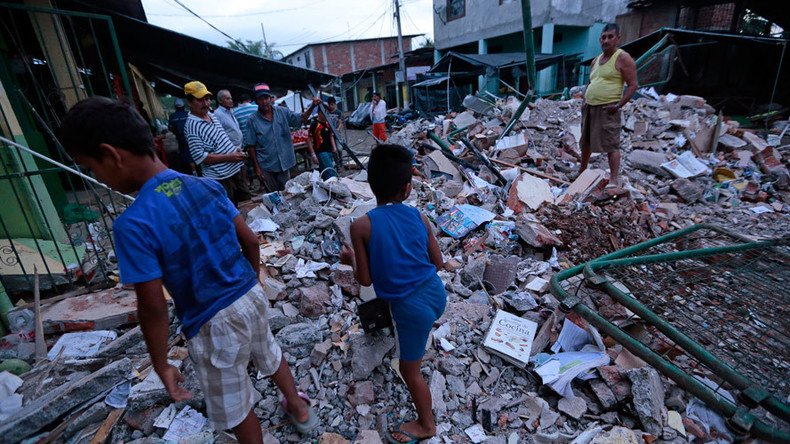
left=579, top=23, right=638, bottom=186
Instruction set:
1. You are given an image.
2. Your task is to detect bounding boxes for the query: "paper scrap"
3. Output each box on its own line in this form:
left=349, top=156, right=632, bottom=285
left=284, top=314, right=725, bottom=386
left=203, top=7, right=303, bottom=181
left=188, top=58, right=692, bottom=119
left=154, top=403, right=178, bottom=429
left=749, top=205, right=774, bottom=214
left=464, top=424, right=489, bottom=443
left=248, top=218, right=280, bottom=233
left=437, top=204, right=496, bottom=239
left=294, top=259, right=330, bottom=278
left=47, top=330, right=117, bottom=360
left=533, top=351, right=611, bottom=398
left=161, top=406, right=209, bottom=443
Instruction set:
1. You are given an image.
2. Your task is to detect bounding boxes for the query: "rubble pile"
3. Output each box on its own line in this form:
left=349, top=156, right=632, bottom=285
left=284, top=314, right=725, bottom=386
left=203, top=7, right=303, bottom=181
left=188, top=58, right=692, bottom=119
left=1, top=90, right=788, bottom=443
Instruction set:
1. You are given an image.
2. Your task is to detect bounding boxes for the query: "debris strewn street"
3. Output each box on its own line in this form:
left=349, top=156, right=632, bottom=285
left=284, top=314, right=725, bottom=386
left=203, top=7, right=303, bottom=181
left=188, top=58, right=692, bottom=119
left=2, top=89, right=788, bottom=443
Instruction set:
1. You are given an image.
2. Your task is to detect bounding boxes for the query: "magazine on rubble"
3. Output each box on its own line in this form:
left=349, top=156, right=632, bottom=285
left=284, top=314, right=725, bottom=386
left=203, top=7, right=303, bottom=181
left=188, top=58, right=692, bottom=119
left=661, top=151, right=711, bottom=178
left=482, top=310, right=538, bottom=368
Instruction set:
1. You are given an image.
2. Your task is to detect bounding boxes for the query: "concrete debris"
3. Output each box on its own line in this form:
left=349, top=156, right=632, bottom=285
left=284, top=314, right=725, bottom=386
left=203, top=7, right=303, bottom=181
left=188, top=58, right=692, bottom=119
left=628, top=367, right=666, bottom=436
left=3, top=89, right=788, bottom=443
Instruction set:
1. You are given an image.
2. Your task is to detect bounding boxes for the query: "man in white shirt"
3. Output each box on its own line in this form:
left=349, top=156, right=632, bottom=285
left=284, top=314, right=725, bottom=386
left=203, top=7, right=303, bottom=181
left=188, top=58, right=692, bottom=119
left=214, top=89, right=243, bottom=150
left=369, top=91, right=387, bottom=142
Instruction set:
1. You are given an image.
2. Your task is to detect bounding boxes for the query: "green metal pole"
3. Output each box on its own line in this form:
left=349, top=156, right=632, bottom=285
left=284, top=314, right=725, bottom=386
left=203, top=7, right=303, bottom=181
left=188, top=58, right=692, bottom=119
left=520, top=0, right=536, bottom=95
left=105, top=18, right=132, bottom=100
left=635, top=34, right=670, bottom=67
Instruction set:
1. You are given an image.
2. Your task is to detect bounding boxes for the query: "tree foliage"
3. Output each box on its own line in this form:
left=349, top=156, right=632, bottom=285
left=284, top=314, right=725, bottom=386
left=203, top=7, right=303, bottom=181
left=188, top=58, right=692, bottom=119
left=227, top=39, right=284, bottom=60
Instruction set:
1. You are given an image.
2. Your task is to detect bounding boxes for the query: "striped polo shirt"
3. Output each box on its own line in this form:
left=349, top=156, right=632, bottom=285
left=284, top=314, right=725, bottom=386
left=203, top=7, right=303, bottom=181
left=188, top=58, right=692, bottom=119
left=233, top=103, right=258, bottom=129
left=184, top=112, right=243, bottom=180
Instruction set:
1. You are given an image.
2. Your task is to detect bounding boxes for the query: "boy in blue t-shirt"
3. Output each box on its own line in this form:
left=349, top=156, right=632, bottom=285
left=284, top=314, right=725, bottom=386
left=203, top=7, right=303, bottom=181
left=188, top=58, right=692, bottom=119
left=340, top=144, right=446, bottom=443
left=59, top=97, right=318, bottom=442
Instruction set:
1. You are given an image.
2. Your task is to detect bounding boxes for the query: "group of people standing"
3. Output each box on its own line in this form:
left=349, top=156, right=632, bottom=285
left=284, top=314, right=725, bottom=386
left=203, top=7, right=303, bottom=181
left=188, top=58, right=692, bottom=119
left=166, top=80, right=345, bottom=204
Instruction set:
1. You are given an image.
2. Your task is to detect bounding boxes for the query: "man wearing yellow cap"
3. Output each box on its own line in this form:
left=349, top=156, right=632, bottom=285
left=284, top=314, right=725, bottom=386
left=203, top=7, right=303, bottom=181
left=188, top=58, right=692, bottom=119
left=182, top=81, right=249, bottom=204
left=579, top=23, right=638, bottom=187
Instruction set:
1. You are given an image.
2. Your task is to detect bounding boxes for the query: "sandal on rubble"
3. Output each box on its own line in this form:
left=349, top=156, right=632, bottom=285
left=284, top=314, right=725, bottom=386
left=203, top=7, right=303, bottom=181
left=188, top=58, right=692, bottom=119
left=385, top=421, right=432, bottom=444
left=279, top=391, right=319, bottom=434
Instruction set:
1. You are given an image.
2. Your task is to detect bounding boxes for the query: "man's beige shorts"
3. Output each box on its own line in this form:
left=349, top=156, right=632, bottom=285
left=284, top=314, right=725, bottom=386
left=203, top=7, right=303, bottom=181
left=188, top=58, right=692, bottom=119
left=580, top=103, right=622, bottom=153
left=187, top=283, right=282, bottom=430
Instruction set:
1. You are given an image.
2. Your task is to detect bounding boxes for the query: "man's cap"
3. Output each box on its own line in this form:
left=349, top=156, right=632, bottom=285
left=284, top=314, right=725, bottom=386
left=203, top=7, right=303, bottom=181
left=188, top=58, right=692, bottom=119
left=184, top=81, right=211, bottom=99
left=254, top=83, right=276, bottom=98
left=372, top=91, right=381, bottom=97
left=174, top=98, right=185, bottom=108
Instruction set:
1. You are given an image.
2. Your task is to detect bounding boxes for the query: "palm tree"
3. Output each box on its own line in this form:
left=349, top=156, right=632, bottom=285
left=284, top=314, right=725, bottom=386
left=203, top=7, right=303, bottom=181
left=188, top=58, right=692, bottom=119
left=226, top=39, right=283, bottom=60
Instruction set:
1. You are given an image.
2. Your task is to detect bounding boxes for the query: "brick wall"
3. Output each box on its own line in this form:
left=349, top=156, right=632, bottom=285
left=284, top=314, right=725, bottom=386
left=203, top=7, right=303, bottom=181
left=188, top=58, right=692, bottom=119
left=286, top=37, right=413, bottom=76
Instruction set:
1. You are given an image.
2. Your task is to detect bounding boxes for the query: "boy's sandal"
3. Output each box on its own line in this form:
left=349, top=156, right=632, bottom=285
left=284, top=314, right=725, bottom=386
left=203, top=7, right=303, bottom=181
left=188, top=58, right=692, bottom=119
left=279, top=391, right=319, bottom=434
left=385, top=421, right=430, bottom=444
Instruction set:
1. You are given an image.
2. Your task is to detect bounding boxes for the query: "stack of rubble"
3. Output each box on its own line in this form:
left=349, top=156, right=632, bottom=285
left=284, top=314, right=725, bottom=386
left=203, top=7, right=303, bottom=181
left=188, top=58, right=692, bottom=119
left=0, top=89, right=788, bottom=443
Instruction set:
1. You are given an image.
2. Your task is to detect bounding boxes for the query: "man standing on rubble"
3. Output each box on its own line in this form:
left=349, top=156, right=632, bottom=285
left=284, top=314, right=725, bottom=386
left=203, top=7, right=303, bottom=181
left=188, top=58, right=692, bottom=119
left=579, top=23, right=638, bottom=186
left=182, top=81, right=250, bottom=204
left=243, top=83, right=320, bottom=192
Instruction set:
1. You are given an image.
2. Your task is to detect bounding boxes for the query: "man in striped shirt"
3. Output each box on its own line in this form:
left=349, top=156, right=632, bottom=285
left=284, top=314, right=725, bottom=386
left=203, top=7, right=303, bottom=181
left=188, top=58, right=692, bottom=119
left=183, top=81, right=250, bottom=204
left=233, top=94, right=259, bottom=190
left=233, top=94, right=257, bottom=129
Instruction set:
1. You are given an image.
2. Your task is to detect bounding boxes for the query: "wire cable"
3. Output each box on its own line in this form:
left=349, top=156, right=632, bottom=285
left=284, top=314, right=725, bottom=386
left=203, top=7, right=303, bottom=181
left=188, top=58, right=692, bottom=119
left=167, top=0, right=249, bottom=51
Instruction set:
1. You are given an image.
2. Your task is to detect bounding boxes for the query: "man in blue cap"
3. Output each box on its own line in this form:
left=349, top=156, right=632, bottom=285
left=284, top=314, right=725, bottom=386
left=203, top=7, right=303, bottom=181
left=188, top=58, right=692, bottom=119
left=243, top=83, right=321, bottom=192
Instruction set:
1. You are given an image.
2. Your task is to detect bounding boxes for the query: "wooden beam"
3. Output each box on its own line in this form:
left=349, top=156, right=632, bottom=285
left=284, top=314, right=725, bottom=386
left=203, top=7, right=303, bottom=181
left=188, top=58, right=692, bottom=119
left=89, top=408, right=125, bottom=444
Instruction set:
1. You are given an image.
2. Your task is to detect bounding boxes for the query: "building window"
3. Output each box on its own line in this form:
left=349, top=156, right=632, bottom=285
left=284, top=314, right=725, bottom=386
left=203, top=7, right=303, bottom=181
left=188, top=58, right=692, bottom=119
left=305, top=51, right=311, bottom=68
left=447, top=0, right=465, bottom=21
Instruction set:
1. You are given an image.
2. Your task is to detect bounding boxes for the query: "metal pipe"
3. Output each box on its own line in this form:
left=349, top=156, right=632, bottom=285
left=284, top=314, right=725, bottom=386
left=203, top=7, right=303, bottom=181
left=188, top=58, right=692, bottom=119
left=519, top=0, right=536, bottom=96
left=768, top=41, right=786, bottom=130
left=105, top=16, right=132, bottom=100
left=459, top=137, right=506, bottom=185
left=572, top=302, right=789, bottom=442
left=635, top=34, right=670, bottom=68
left=0, top=136, right=135, bottom=201
left=585, top=244, right=790, bottom=422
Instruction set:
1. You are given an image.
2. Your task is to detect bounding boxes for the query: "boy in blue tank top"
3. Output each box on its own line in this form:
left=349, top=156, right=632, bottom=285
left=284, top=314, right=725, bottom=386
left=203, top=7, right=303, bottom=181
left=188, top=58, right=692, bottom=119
left=340, top=144, right=446, bottom=443
left=59, top=97, right=318, bottom=443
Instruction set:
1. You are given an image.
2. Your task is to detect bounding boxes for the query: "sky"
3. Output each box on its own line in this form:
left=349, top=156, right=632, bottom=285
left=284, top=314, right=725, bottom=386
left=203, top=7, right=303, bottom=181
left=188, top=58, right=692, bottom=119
left=140, top=0, right=434, bottom=57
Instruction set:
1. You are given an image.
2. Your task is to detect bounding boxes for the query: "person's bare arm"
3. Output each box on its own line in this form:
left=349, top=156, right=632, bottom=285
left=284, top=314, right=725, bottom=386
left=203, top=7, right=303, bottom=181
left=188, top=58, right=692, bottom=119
left=421, top=214, right=443, bottom=271
left=202, top=152, right=246, bottom=165
left=614, top=52, right=638, bottom=110
left=234, top=214, right=260, bottom=278
left=135, top=279, right=191, bottom=401
left=348, top=216, right=373, bottom=286
left=300, top=98, right=322, bottom=123
left=330, top=133, right=337, bottom=153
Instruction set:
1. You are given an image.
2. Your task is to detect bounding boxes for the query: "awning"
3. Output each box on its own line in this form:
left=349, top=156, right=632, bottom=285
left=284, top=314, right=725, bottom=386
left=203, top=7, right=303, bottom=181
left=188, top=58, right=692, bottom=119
left=109, top=14, right=337, bottom=97
left=429, top=51, right=568, bottom=74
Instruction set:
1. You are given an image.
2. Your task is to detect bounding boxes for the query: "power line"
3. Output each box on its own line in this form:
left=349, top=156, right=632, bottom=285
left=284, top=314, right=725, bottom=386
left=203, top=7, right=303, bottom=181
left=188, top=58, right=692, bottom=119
left=167, top=0, right=249, bottom=50
left=147, top=1, right=323, bottom=18
left=277, top=1, right=389, bottom=48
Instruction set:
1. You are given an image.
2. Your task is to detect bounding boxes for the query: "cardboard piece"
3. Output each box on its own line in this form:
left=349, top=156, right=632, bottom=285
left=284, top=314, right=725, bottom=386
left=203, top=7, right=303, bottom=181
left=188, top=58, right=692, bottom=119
left=507, top=173, right=553, bottom=212
left=424, top=150, right=462, bottom=182
left=556, top=169, right=606, bottom=205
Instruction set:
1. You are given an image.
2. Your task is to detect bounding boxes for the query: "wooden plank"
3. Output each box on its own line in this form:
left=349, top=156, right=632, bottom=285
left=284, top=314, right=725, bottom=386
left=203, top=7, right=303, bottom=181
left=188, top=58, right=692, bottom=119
left=33, top=269, right=46, bottom=362
left=89, top=408, right=124, bottom=444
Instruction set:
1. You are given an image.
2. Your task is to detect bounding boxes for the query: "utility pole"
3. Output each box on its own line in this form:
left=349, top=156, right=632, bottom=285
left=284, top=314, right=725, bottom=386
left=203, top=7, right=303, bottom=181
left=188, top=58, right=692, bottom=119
left=394, top=0, right=409, bottom=110
left=261, top=23, right=268, bottom=57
